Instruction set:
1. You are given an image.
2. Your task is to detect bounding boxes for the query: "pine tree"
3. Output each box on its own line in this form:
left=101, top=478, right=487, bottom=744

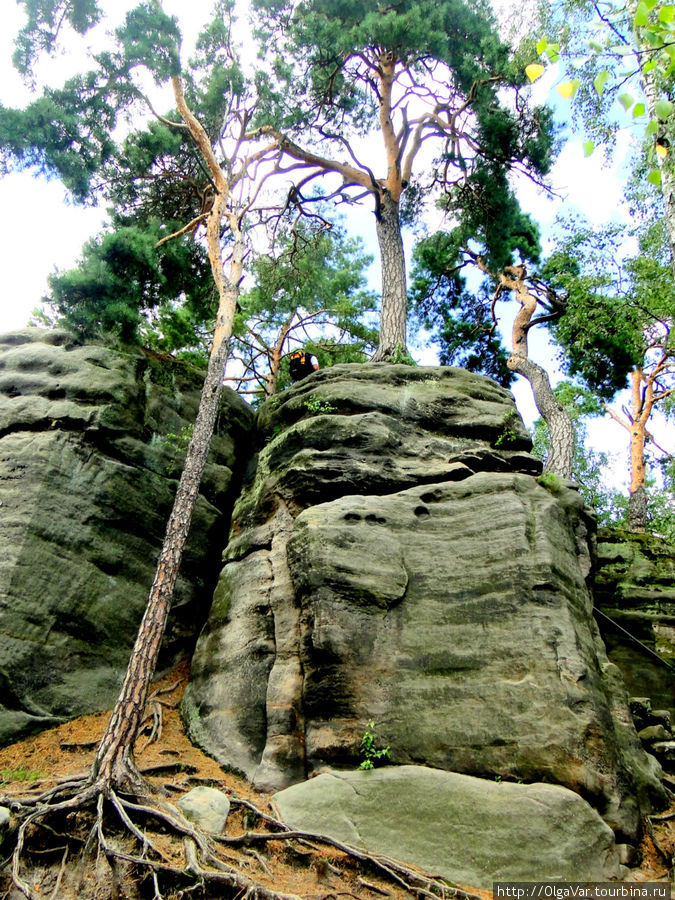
left=410, top=216, right=576, bottom=478
left=0, top=5, right=307, bottom=896
left=250, top=0, right=555, bottom=358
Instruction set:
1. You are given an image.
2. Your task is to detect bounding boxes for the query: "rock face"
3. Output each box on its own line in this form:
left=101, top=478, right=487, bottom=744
left=594, top=530, right=675, bottom=719
left=272, top=767, right=625, bottom=887
left=0, top=330, right=253, bottom=745
left=184, top=363, right=665, bottom=841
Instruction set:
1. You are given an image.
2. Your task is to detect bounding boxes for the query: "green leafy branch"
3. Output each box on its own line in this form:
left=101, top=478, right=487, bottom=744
left=526, top=1, right=675, bottom=185
left=358, top=721, right=391, bottom=771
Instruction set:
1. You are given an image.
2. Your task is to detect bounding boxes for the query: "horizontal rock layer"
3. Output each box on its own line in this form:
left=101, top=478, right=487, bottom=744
left=593, top=530, right=675, bottom=719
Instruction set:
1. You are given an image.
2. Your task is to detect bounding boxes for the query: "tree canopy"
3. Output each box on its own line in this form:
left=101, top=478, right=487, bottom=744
left=547, top=215, right=674, bottom=528
left=229, top=220, right=378, bottom=397
left=530, top=0, right=675, bottom=264
left=249, top=0, right=556, bottom=356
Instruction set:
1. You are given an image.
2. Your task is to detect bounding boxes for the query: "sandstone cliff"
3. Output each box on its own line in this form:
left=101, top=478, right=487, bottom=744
left=183, top=362, right=666, bottom=842
left=0, top=330, right=253, bottom=745
left=594, top=529, right=675, bottom=711
left=0, top=334, right=669, bottom=881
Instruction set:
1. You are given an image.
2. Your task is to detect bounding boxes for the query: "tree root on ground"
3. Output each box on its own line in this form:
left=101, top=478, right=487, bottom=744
left=137, top=679, right=186, bottom=754
left=1, top=776, right=483, bottom=900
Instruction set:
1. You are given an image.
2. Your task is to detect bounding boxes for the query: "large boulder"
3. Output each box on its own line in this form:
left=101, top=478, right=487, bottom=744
left=0, top=329, right=254, bottom=744
left=272, top=766, right=626, bottom=888
left=184, top=364, right=666, bottom=842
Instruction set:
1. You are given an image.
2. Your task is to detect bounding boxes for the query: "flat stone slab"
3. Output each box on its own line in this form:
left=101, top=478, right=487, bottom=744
left=273, top=766, right=624, bottom=889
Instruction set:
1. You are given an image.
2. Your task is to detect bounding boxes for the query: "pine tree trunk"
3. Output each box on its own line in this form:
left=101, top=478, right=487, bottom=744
left=604, top=368, right=655, bottom=533
left=372, top=191, right=408, bottom=360
left=500, top=268, right=574, bottom=479
left=628, top=483, right=648, bottom=532
left=265, top=311, right=296, bottom=396
left=627, top=369, right=649, bottom=531
left=88, top=74, right=245, bottom=793
left=91, top=337, right=229, bottom=789
left=507, top=354, right=574, bottom=479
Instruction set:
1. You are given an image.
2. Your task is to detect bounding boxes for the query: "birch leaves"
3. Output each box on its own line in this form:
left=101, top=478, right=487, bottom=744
left=526, top=1, right=675, bottom=183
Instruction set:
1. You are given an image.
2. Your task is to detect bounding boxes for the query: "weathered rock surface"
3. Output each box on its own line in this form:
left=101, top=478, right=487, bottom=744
left=594, top=530, right=675, bottom=719
left=0, top=805, right=9, bottom=842
left=0, top=329, right=253, bottom=744
left=272, top=766, right=625, bottom=888
left=176, top=786, right=230, bottom=833
left=652, top=741, right=675, bottom=764
left=184, top=363, right=665, bottom=841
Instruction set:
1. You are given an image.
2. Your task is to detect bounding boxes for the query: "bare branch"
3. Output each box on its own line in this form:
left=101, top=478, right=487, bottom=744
left=155, top=213, right=208, bottom=247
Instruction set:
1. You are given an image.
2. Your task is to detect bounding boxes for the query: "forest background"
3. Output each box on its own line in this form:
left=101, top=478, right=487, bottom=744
left=0, top=0, right=672, bottom=533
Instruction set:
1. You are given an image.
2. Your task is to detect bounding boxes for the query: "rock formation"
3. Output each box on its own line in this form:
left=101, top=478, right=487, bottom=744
left=183, top=363, right=666, bottom=842
left=0, top=330, right=253, bottom=745
left=273, top=766, right=626, bottom=886
left=1, top=335, right=669, bottom=880
left=594, top=529, right=675, bottom=716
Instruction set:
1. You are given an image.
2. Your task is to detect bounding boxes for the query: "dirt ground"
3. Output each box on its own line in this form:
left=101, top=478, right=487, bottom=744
left=0, top=663, right=672, bottom=898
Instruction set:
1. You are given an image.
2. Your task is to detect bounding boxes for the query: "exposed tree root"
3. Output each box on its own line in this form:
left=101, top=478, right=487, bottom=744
left=1, top=772, right=483, bottom=900
left=1, top=672, right=482, bottom=900
left=137, top=679, right=186, bottom=755
left=644, top=815, right=672, bottom=867
left=5, top=778, right=299, bottom=900
left=650, top=811, right=675, bottom=822
left=219, top=801, right=477, bottom=900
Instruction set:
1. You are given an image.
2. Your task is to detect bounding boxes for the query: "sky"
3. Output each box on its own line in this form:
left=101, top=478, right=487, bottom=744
left=0, top=0, right=657, bottom=487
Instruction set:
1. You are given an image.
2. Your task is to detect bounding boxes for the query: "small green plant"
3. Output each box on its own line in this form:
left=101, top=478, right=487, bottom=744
left=265, top=424, right=284, bottom=444
left=155, top=424, right=194, bottom=474
left=162, top=424, right=194, bottom=452
left=495, top=410, right=521, bottom=447
left=0, top=768, right=42, bottom=785
left=358, top=721, right=390, bottom=770
left=384, top=342, right=417, bottom=366
left=537, top=471, right=563, bottom=494
left=302, top=395, right=337, bottom=415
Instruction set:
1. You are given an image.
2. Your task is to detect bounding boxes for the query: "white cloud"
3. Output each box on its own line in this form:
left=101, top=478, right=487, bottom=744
left=0, top=173, right=105, bottom=331
left=0, top=0, right=217, bottom=333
